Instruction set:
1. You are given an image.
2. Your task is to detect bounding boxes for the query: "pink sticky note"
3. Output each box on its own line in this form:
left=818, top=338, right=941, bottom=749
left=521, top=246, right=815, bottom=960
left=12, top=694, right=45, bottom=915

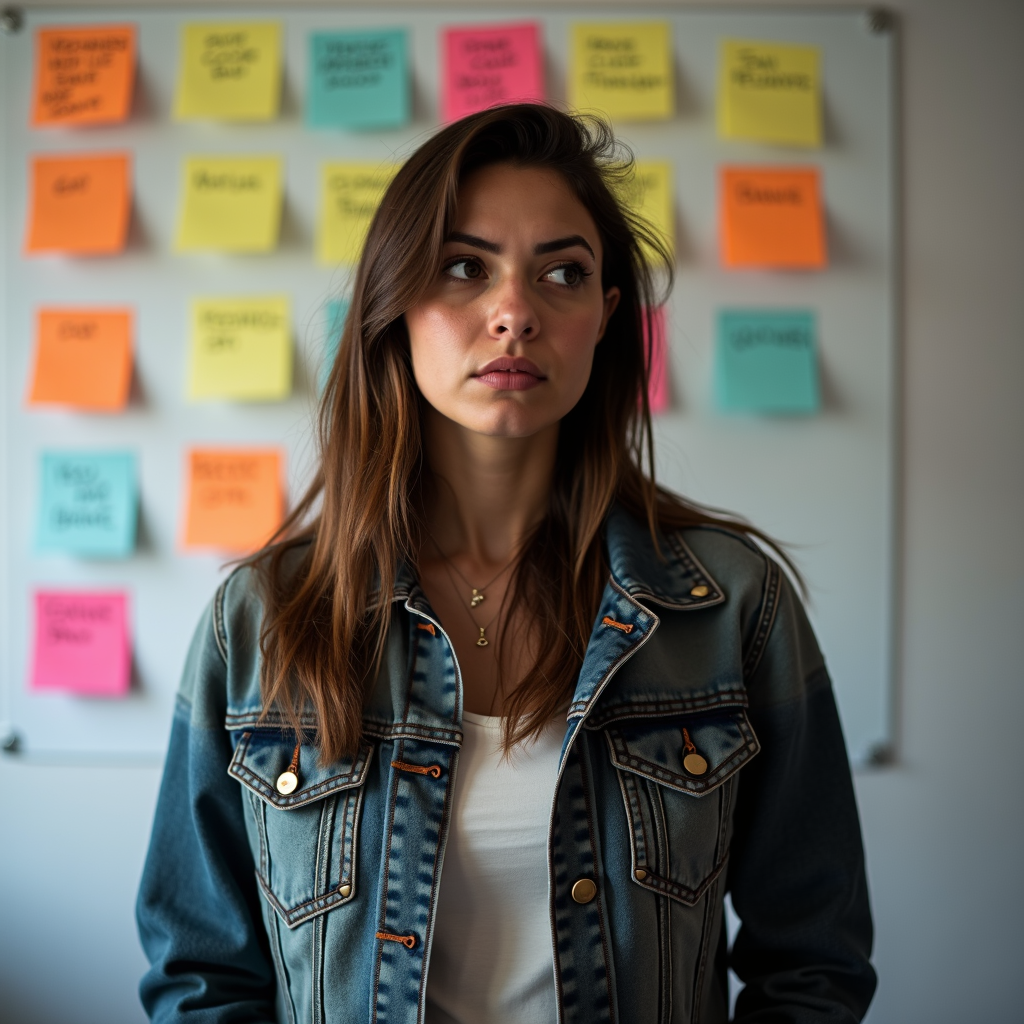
left=442, top=22, right=544, bottom=123
left=644, top=307, right=670, bottom=414
left=30, top=590, right=130, bottom=697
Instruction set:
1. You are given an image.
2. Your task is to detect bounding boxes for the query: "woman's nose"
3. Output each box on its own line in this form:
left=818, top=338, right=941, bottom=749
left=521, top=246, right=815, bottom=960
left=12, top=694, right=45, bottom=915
left=486, top=277, right=539, bottom=341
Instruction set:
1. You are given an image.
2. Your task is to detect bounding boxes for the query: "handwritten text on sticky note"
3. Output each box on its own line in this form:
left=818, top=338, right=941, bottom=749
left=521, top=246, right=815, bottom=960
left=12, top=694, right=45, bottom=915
left=31, top=590, right=131, bottom=697
left=442, top=22, right=544, bottom=123
left=720, top=167, right=826, bottom=269
left=718, top=40, right=822, bottom=148
left=569, top=22, right=673, bottom=122
left=715, top=309, right=819, bottom=414
left=28, top=307, right=133, bottom=411
left=188, top=297, right=291, bottom=401
left=174, top=22, right=281, bottom=121
left=183, top=448, right=283, bottom=553
left=318, top=162, right=398, bottom=265
left=308, top=30, right=409, bottom=130
left=175, top=156, right=282, bottom=253
left=36, top=451, right=137, bottom=557
left=25, top=152, right=131, bottom=255
left=32, top=24, right=136, bottom=127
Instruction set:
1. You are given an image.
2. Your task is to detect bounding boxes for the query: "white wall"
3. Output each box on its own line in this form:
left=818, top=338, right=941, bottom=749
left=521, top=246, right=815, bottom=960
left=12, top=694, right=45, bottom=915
left=1, top=2, right=1021, bottom=1022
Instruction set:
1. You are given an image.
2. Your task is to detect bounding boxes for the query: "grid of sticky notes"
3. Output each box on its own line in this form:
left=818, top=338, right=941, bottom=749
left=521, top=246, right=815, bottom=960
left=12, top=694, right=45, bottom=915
left=19, top=17, right=835, bottom=696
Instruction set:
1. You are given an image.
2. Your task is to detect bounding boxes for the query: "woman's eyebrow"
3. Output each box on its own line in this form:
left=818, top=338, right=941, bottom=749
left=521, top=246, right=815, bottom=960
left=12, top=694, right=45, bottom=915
left=533, top=235, right=595, bottom=259
left=445, top=231, right=501, bottom=253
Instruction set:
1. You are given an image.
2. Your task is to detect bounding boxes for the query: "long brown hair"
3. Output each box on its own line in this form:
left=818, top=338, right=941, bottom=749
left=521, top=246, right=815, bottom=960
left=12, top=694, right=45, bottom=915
left=254, top=104, right=783, bottom=761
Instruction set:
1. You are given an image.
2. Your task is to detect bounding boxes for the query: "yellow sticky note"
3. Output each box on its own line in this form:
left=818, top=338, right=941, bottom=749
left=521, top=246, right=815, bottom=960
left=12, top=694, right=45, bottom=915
left=619, top=160, right=674, bottom=261
left=569, top=22, right=673, bottom=122
left=188, top=297, right=291, bottom=401
left=317, top=162, right=399, bottom=266
left=718, top=40, right=822, bottom=148
left=175, top=156, right=282, bottom=253
left=174, top=22, right=281, bottom=121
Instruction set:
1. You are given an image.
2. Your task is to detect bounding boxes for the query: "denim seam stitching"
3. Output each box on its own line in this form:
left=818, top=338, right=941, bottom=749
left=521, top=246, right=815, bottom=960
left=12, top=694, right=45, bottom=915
left=212, top=580, right=229, bottom=666
left=742, top=558, right=781, bottom=681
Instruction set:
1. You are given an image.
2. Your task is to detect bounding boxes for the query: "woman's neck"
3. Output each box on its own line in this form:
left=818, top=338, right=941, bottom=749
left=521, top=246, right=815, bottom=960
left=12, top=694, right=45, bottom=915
left=422, top=406, right=556, bottom=563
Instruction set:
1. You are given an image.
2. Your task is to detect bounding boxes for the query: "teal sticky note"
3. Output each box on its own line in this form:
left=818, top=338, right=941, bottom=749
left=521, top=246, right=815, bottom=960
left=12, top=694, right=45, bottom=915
left=36, top=451, right=138, bottom=557
left=320, top=298, right=349, bottom=392
left=307, top=30, right=409, bottom=130
left=714, top=310, right=820, bottom=414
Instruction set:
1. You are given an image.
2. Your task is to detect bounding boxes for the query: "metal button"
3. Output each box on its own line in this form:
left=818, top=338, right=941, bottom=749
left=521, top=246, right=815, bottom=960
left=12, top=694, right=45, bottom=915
left=571, top=878, right=597, bottom=904
left=276, top=770, right=298, bottom=795
left=683, top=753, right=708, bottom=776
left=339, top=883, right=351, bottom=898
left=690, top=585, right=709, bottom=598
left=635, top=869, right=648, bottom=881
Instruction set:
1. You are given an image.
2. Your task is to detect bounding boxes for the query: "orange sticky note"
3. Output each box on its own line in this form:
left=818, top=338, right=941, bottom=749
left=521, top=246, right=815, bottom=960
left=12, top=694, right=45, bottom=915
left=25, top=153, right=131, bottom=255
left=182, top=448, right=284, bottom=553
left=32, top=25, right=136, bottom=127
left=28, top=308, right=132, bottom=411
left=720, top=167, right=826, bottom=269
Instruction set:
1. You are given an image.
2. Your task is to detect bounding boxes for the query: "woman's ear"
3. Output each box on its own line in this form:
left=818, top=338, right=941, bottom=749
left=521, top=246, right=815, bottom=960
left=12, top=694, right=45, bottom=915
left=596, top=287, right=621, bottom=343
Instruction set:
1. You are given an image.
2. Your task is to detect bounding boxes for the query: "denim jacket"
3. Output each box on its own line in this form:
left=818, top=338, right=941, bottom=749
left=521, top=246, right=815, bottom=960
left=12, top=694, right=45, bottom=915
left=137, top=507, right=875, bottom=1023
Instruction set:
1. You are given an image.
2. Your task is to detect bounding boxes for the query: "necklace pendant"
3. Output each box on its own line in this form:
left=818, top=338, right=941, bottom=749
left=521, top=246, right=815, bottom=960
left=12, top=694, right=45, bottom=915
left=476, top=627, right=489, bottom=647
left=470, top=589, right=484, bottom=608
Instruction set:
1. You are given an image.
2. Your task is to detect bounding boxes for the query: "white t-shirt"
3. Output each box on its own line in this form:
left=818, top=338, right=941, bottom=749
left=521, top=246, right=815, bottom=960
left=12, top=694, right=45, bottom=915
left=424, top=711, right=564, bottom=1024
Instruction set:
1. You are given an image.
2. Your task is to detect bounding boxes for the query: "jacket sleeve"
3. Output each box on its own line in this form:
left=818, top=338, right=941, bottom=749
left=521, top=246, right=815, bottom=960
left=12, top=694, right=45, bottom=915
left=136, top=588, right=277, bottom=1023
left=727, top=567, right=877, bottom=1022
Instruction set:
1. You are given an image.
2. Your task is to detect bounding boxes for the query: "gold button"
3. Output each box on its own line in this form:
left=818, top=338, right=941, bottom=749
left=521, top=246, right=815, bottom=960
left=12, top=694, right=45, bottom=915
left=571, top=878, right=597, bottom=904
left=276, top=770, right=298, bottom=795
left=635, top=869, right=647, bottom=881
left=339, top=883, right=351, bottom=898
left=690, top=585, right=709, bottom=598
left=683, top=752, right=708, bottom=776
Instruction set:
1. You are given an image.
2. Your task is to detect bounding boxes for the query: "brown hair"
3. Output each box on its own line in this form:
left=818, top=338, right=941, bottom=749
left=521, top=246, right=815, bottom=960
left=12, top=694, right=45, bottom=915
left=254, top=104, right=784, bottom=762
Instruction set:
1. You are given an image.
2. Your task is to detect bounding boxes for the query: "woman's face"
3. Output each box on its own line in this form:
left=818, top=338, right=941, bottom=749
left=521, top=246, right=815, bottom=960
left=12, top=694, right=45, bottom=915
left=405, top=163, right=620, bottom=439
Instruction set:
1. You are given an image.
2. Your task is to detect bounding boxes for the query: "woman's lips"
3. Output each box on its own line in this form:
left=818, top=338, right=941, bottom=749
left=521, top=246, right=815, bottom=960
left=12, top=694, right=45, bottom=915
left=473, top=357, right=546, bottom=392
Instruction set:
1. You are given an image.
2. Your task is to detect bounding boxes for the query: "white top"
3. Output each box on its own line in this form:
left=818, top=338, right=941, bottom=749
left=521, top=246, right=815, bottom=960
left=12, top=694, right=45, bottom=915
left=424, top=711, right=564, bottom=1024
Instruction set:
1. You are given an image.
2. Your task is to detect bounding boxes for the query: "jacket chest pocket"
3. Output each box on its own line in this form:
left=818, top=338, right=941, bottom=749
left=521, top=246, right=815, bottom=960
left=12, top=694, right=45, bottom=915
left=605, top=710, right=758, bottom=906
left=228, top=730, right=374, bottom=929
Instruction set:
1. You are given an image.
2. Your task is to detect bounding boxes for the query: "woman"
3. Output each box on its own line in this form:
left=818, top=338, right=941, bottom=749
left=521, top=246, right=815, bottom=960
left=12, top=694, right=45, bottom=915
left=137, top=105, right=875, bottom=1024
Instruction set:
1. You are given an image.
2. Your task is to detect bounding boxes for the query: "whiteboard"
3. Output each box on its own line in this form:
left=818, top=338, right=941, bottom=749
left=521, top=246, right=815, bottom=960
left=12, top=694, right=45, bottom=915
left=0, top=6, right=896, bottom=763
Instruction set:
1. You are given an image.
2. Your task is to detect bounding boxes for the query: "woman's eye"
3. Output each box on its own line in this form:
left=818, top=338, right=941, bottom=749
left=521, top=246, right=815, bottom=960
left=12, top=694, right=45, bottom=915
left=445, top=259, right=484, bottom=281
left=546, top=263, right=587, bottom=287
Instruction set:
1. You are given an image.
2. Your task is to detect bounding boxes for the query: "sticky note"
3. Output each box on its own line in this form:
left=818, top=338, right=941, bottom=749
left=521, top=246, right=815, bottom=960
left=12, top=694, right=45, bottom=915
left=318, top=162, right=398, bottom=265
left=175, top=156, right=282, bottom=253
left=31, top=590, right=130, bottom=696
left=442, top=22, right=544, bottom=123
left=715, top=309, right=819, bottom=414
left=28, top=307, right=133, bottom=411
left=619, top=160, right=674, bottom=261
left=720, top=167, right=826, bottom=269
left=308, top=30, right=409, bottom=130
left=569, top=22, right=673, bottom=122
left=718, top=40, right=822, bottom=148
left=182, top=448, right=284, bottom=553
left=36, top=451, right=137, bottom=557
left=320, top=298, right=349, bottom=392
left=174, top=22, right=281, bottom=121
left=644, top=307, right=670, bottom=414
left=32, top=24, right=136, bottom=127
left=188, top=297, right=291, bottom=401
left=25, top=152, right=131, bottom=255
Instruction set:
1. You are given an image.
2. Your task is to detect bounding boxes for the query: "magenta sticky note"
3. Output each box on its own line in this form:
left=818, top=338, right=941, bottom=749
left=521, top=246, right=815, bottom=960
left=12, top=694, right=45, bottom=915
left=644, top=307, right=670, bottom=414
left=30, top=590, right=130, bottom=697
left=442, top=22, right=544, bottom=123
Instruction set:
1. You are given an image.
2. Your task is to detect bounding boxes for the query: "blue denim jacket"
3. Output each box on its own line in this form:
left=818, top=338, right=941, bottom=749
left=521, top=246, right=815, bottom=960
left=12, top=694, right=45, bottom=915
left=137, top=508, right=875, bottom=1023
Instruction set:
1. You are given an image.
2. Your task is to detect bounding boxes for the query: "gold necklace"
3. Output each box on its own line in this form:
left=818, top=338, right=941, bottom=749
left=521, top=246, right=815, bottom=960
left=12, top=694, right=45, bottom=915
left=438, top=558, right=503, bottom=647
left=427, top=534, right=519, bottom=611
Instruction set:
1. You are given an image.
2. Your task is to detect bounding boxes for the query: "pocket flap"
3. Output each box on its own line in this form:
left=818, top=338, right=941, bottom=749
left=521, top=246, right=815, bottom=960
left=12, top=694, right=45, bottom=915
left=606, top=710, right=758, bottom=796
left=229, top=730, right=373, bottom=809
